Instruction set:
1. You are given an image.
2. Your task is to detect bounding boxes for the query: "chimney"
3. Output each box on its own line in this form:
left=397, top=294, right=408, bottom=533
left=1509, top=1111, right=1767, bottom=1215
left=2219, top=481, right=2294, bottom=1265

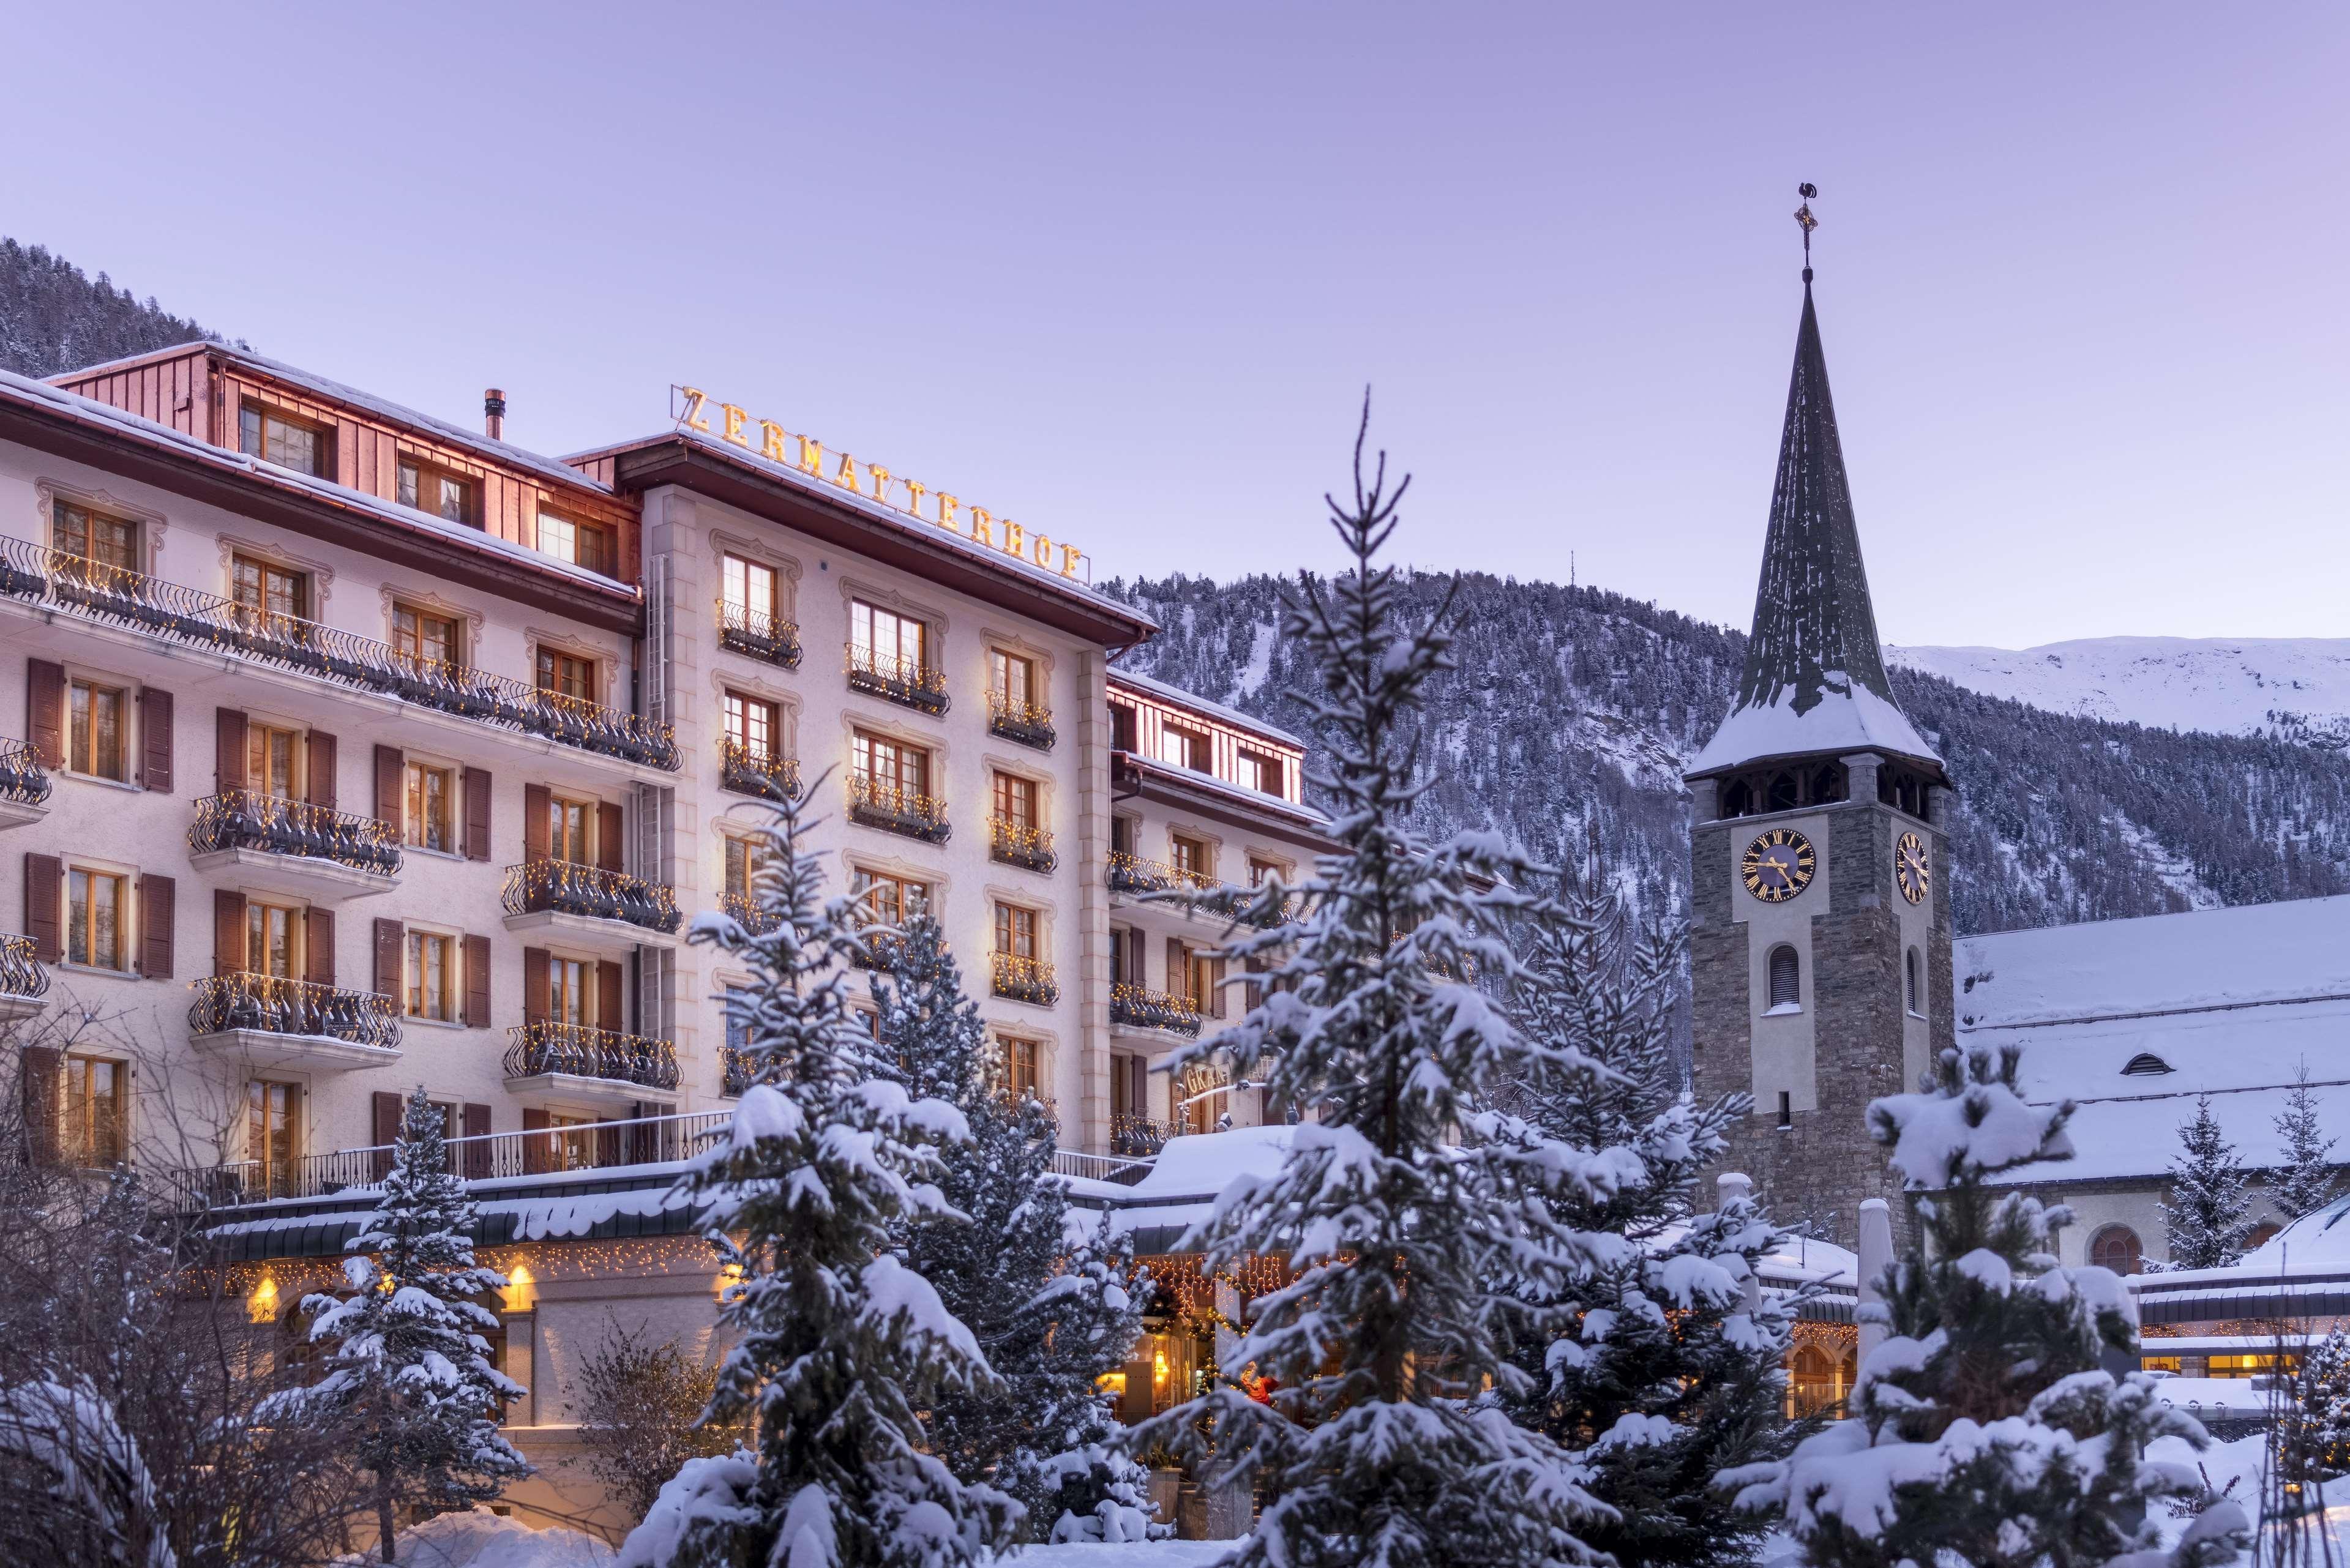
left=484, top=388, right=506, bottom=442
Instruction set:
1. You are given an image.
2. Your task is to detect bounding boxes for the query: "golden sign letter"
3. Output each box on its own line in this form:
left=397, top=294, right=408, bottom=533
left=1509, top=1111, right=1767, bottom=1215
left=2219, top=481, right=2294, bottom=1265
left=1001, top=518, right=1023, bottom=557
left=1060, top=545, right=1083, bottom=578
left=969, top=507, right=994, bottom=547
left=937, top=493, right=959, bottom=531
left=867, top=463, right=891, bottom=505
left=799, top=438, right=823, bottom=476
left=760, top=420, right=791, bottom=463
left=1033, top=533, right=1052, bottom=566
left=720, top=403, right=749, bottom=446
left=678, top=386, right=711, bottom=432
left=835, top=452, right=862, bottom=495
left=904, top=479, right=927, bottom=518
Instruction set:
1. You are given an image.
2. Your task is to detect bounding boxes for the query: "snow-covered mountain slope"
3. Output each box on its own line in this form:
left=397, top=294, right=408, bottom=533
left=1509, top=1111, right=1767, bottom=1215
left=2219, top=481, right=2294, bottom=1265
left=1889, top=638, right=2350, bottom=750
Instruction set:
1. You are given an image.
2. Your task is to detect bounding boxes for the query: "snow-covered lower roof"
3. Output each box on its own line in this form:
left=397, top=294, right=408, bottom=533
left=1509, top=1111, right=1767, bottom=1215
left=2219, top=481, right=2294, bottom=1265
left=1109, top=666, right=1307, bottom=751
left=1685, top=676, right=1942, bottom=779
left=1127, top=753, right=1331, bottom=835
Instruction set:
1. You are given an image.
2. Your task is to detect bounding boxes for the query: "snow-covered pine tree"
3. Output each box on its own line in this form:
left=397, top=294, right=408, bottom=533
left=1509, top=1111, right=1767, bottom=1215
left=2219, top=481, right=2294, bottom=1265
left=2165, top=1094, right=2254, bottom=1271
left=2296, top=1321, right=2350, bottom=1478
left=641, top=780, right=1017, bottom=1568
left=1495, top=872, right=1802, bottom=1568
left=1724, top=1044, right=2250, bottom=1568
left=872, top=914, right=1163, bottom=1544
left=296, top=1085, right=530, bottom=1562
left=1131, top=404, right=1614, bottom=1568
left=2270, top=1061, right=2338, bottom=1225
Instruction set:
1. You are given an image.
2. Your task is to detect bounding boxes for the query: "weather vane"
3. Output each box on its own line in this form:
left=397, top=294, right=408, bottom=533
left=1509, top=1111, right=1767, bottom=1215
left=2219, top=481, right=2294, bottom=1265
left=1794, top=182, right=1818, bottom=280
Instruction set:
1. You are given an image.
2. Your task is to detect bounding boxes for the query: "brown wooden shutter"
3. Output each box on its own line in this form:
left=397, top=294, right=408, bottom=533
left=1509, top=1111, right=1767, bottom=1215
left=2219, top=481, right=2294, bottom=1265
left=306, top=730, right=337, bottom=812
left=138, top=687, right=173, bottom=793
left=462, top=933, right=491, bottom=1028
left=373, top=745, right=403, bottom=835
left=1210, top=957, right=1229, bottom=1018
left=462, top=768, right=492, bottom=862
left=461, top=1102, right=492, bottom=1179
left=371, top=1090, right=402, bottom=1179
left=23, top=853, right=61, bottom=962
left=212, top=889, right=246, bottom=975
left=523, top=947, right=550, bottom=1023
left=138, top=874, right=174, bottom=980
left=304, top=908, right=336, bottom=988
left=596, top=960, right=622, bottom=1032
left=215, top=708, right=247, bottom=793
left=21, top=1045, right=61, bottom=1166
left=523, top=785, right=550, bottom=862
left=597, top=801, right=624, bottom=873
left=1166, top=938, right=1186, bottom=1001
left=26, top=660, right=64, bottom=768
left=372, top=918, right=403, bottom=999
left=522, top=1107, right=552, bottom=1174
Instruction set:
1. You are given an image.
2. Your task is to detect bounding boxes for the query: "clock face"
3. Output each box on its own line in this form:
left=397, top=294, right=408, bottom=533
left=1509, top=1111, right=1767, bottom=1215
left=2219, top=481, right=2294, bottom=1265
left=1897, top=831, right=1930, bottom=905
left=1742, top=828, right=1816, bottom=903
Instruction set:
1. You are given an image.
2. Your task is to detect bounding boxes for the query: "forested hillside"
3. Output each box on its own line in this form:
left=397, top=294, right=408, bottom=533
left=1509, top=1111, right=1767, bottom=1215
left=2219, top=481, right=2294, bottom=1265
left=1109, top=572, right=2350, bottom=936
left=0, top=238, right=225, bottom=378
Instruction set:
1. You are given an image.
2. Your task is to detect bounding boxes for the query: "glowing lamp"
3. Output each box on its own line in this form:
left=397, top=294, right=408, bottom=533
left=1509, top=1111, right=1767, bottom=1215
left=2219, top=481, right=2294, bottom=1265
left=247, top=1274, right=279, bottom=1325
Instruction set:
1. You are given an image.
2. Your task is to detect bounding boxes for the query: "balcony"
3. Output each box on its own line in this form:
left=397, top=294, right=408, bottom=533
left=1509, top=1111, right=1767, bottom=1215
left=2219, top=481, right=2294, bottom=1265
left=847, top=774, right=950, bottom=844
left=504, top=1021, right=681, bottom=1108
left=187, top=972, right=401, bottom=1070
left=0, top=737, right=52, bottom=829
left=991, top=953, right=1059, bottom=1008
left=1107, top=851, right=1214, bottom=897
left=716, top=891, right=782, bottom=936
left=719, top=737, right=801, bottom=802
left=989, top=817, right=1058, bottom=875
left=847, top=925, right=911, bottom=972
left=0, top=538, right=678, bottom=771
left=1110, top=983, right=1201, bottom=1037
left=1110, top=1114, right=1176, bottom=1158
left=717, top=600, right=803, bottom=669
left=845, top=643, right=950, bottom=716
left=720, top=1043, right=757, bottom=1097
left=987, top=693, right=1055, bottom=752
left=188, top=790, right=401, bottom=900
left=0, top=933, right=50, bottom=1024
left=502, top=860, right=683, bottom=949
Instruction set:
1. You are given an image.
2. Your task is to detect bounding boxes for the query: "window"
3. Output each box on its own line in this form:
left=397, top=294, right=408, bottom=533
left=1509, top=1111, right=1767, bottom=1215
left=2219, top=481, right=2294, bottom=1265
left=1904, top=948, right=1923, bottom=1017
left=995, top=1034, right=1042, bottom=1102
left=549, top=957, right=592, bottom=1027
left=396, top=458, right=475, bottom=525
left=67, top=867, right=127, bottom=969
left=2088, top=1226, right=2143, bottom=1275
left=2122, top=1053, right=2174, bottom=1077
left=850, top=600, right=926, bottom=670
left=1777, top=1090, right=1792, bottom=1127
left=993, top=771, right=1038, bottom=829
left=536, top=648, right=597, bottom=703
left=724, top=692, right=779, bottom=756
left=1111, top=815, right=1138, bottom=857
left=989, top=649, right=1036, bottom=709
left=1766, top=946, right=1800, bottom=1011
left=1109, top=702, right=1137, bottom=753
left=392, top=603, right=462, bottom=670
left=547, top=794, right=593, bottom=865
left=851, top=868, right=930, bottom=926
left=1158, top=725, right=1207, bottom=771
left=1170, top=835, right=1210, bottom=882
left=852, top=731, right=928, bottom=798
left=238, top=403, right=331, bottom=477
left=246, top=901, right=300, bottom=979
left=1248, top=857, right=1282, bottom=888
left=994, top=902, right=1038, bottom=961
left=724, top=837, right=755, bottom=900
left=248, top=722, right=301, bottom=801
left=67, top=678, right=126, bottom=780
left=406, top=762, right=454, bottom=852
left=53, top=501, right=140, bottom=572
left=1237, top=750, right=1284, bottom=796
left=537, top=512, right=613, bottom=575
left=232, top=554, right=309, bottom=632
left=1786, top=1345, right=1846, bottom=1419
left=248, top=1080, right=299, bottom=1195
left=722, top=554, right=777, bottom=620
left=62, top=1057, right=125, bottom=1167
left=406, top=931, right=454, bottom=1021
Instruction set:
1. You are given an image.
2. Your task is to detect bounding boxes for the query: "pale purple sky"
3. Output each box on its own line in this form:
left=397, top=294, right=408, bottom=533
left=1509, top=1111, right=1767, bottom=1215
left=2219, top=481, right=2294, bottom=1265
left=6, top=5, right=2344, bottom=647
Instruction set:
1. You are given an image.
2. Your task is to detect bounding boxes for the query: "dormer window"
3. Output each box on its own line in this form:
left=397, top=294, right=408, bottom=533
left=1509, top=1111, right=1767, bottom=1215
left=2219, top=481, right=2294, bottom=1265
left=537, top=511, right=614, bottom=575
left=397, top=458, right=476, bottom=526
left=238, top=401, right=333, bottom=478
left=2121, top=1053, right=2173, bottom=1077
left=1238, top=749, right=1285, bottom=796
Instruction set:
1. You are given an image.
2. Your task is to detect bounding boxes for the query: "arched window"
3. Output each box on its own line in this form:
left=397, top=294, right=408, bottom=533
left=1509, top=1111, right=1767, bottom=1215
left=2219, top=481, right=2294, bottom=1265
left=1905, top=949, right=1923, bottom=1016
left=2088, top=1225, right=2143, bottom=1275
left=1767, top=946, right=1800, bottom=1010
left=2121, top=1053, right=2173, bottom=1077
left=1787, top=1345, right=1841, bottom=1418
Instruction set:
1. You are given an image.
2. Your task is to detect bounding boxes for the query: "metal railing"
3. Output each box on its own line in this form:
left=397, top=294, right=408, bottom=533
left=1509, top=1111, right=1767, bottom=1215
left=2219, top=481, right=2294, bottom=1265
left=989, top=817, right=1058, bottom=873
left=1111, top=1114, right=1177, bottom=1158
left=158, top=1107, right=732, bottom=1209
left=0, top=737, right=52, bottom=807
left=1107, top=851, right=1214, bottom=895
left=502, top=859, right=681, bottom=935
left=1050, top=1148, right=1154, bottom=1185
left=847, top=925, right=911, bottom=972
left=1110, top=982, right=1201, bottom=1036
left=847, top=773, right=950, bottom=843
left=0, top=537, right=678, bottom=770
left=844, top=643, right=950, bottom=715
left=189, top=973, right=400, bottom=1051
left=719, top=737, right=801, bottom=802
left=717, top=600, right=803, bottom=668
left=987, top=692, right=1055, bottom=750
left=990, top=953, right=1059, bottom=1007
left=720, top=1044, right=756, bottom=1097
left=504, top=1020, right=680, bottom=1090
left=716, top=891, right=781, bottom=936
left=190, top=790, right=402, bottom=877
left=0, top=933, right=50, bottom=1001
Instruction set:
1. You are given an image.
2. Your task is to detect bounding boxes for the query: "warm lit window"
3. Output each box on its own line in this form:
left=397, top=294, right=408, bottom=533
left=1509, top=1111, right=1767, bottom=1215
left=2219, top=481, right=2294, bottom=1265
left=724, top=837, right=760, bottom=900
left=249, top=1080, right=299, bottom=1193
left=536, top=648, right=597, bottom=702
left=989, top=649, right=1035, bottom=709
left=994, top=902, right=1038, bottom=961
left=993, top=771, right=1038, bottom=829
left=396, top=458, right=475, bottom=525
left=722, top=555, right=777, bottom=619
left=392, top=604, right=462, bottom=670
left=2089, top=1226, right=2144, bottom=1275
left=724, top=692, right=779, bottom=756
left=406, top=762, right=454, bottom=851
left=851, top=868, right=930, bottom=926
left=248, top=723, right=301, bottom=801
left=537, top=512, right=613, bottom=575
left=67, top=867, right=126, bottom=969
left=406, top=930, right=454, bottom=1021
left=1170, top=835, right=1210, bottom=881
left=232, top=554, right=309, bottom=628
left=549, top=957, right=592, bottom=1026
left=850, top=600, right=926, bottom=669
left=67, top=678, right=125, bottom=780
left=852, top=731, right=927, bottom=797
left=547, top=794, right=593, bottom=865
left=246, top=901, right=301, bottom=979
left=238, top=403, right=330, bottom=477
left=62, top=1056, right=125, bottom=1167
left=53, top=502, right=140, bottom=572
left=995, top=1034, right=1042, bottom=1102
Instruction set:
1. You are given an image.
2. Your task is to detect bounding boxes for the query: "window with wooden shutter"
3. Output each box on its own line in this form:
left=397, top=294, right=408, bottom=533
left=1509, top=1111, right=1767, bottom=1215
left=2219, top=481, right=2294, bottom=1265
left=597, top=961, right=623, bottom=1032
left=215, top=708, right=247, bottom=793
left=523, top=785, right=551, bottom=862
left=26, top=660, right=63, bottom=768
left=23, top=853, right=61, bottom=962
left=597, top=801, right=624, bottom=873
left=371, top=1090, right=402, bottom=1179
left=462, top=769, right=492, bottom=861
left=211, top=889, right=245, bottom=976
left=305, top=731, right=337, bottom=811
left=522, top=1107, right=553, bottom=1174
left=138, top=687, right=173, bottom=793
left=463, top=933, right=491, bottom=1027
left=523, top=947, right=550, bottom=1022
left=374, top=745, right=403, bottom=835
left=462, top=1103, right=492, bottom=1178
left=304, top=908, right=335, bottom=988
left=138, top=874, right=174, bottom=979
left=373, top=919, right=403, bottom=999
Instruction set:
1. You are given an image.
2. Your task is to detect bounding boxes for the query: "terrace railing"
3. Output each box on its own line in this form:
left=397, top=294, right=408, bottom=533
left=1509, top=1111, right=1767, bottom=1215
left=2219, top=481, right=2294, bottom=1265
left=847, top=773, right=950, bottom=843
left=718, top=737, right=801, bottom=802
left=1050, top=1148, right=1154, bottom=1185
left=190, top=790, right=402, bottom=878
left=716, top=892, right=781, bottom=936
left=844, top=643, right=950, bottom=715
left=504, top=1020, right=680, bottom=1091
left=1106, top=851, right=1214, bottom=896
left=987, top=692, right=1055, bottom=751
left=1109, top=982, right=1200, bottom=1037
left=502, top=859, right=682, bottom=935
left=989, top=817, right=1058, bottom=874
left=0, top=537, right=678, bottom=770
left=990, top=953, right=1060, bottom=1007
left=0, top=933, right=50, bottom=1002
left=716, top=600, right=803, bottom=668
left=0, top=737, right=52, bottom=807
left=1110, top=1114, right=1175, bottom=1158
left=189, top=973, right=400, bottom=1050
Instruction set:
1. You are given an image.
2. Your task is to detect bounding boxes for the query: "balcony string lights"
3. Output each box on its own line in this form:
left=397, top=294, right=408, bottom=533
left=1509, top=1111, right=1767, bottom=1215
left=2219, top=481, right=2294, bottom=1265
left=191, top=790, right=402, bottom=876
left=502, top=859, right=682, bottom=934
left=189, top=971, right=400, bottom=1050
left=716, top=598, right=803, bottom=668
left=844, top=642, right=951, bottom=715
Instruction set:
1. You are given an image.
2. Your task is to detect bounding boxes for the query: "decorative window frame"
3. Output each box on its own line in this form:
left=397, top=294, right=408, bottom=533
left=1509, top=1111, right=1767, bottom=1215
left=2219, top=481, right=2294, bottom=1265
left=36, top=480, right=169, bottom=571
left=217, top=532, right=337, bottom=618
left=981, top=752, right=1057, bottom=827
left=58, top=855, right=143, bottom=977
left=709, top=529, right=802, bottom=608
left=56, top=659, right=151, bottom=790
left=843, top=853, right=952, bottom=909
left=1163, top=819, right=1227, bottom=881
left=976, top=627, right=1058, bottom=703
left=713, top=671, right=802, bottom=756
left=380, top=585, right=486, bottom=662
left=841, top=577, right=951, bottom=658
left=839, top=713, right=951, bottom=771
left=525, top=627, right=621, bottom=709
left=399, top=920, right=466, bottom=1029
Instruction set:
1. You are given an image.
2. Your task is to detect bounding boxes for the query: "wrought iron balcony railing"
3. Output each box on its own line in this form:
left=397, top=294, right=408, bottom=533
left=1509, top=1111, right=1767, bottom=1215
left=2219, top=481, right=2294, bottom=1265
left=716, top=891, right=782, bottom=936
left=504, top=1020, right=680, bottom=1091
left=990, top=952, right=1059, bottom=1007
left=0, top=537, right=678, bottom=770
left=190, top=790, right=402, bottom=877
left=1109, top=982, right=1201, bottom=1036
left=720, top=1044, right=757, bottom=1097
left=719, top=737, right=801, bottom=802
left=717, top=600, right=803, bottom=668
left=0, top=933, right=50, bottom=1002
left=189, top=972, right=400, bottom=1051
left=1110, top=1113, right=1177, bottom=1158
left=844, top=643, right=950, bottom=715
left=0, top=738, right=52, bottom=807
left=847, top=924, right=910, bottom=972
left=503, top=860, right=681, bottom=935
left=847, top=773, right=950, bottom=843
left=987, top=692, right=1055, bottom=751
left=1107, top=851, right=1214, bottom=896
left=989, top=817, right=1058, bottom=874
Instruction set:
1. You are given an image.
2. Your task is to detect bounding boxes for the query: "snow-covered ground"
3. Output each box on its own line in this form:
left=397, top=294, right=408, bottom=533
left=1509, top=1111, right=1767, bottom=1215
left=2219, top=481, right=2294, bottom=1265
left=353, top=1513, right=1240, bottom=1568
left=1890, top=637, right=2350, bottom=745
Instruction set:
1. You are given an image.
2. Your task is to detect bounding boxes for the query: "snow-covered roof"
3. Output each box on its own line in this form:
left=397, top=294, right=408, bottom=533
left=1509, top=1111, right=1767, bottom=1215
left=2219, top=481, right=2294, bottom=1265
left=1126, top=753, right=1331, bottom=834
left=1686, top=676, right=1942, bottom=778
left=1109, top=666, right=1306, bottom=750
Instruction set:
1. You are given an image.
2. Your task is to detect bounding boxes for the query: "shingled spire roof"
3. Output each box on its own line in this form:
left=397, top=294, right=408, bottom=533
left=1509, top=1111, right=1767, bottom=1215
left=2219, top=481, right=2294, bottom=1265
left=1687, top=274, right=1942, bottom=780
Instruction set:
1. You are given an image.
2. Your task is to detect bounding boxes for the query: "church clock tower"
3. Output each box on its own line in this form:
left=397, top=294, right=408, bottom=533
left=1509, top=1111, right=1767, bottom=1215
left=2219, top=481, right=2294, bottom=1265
left=1685, top=252, right=1955, bottom=1248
